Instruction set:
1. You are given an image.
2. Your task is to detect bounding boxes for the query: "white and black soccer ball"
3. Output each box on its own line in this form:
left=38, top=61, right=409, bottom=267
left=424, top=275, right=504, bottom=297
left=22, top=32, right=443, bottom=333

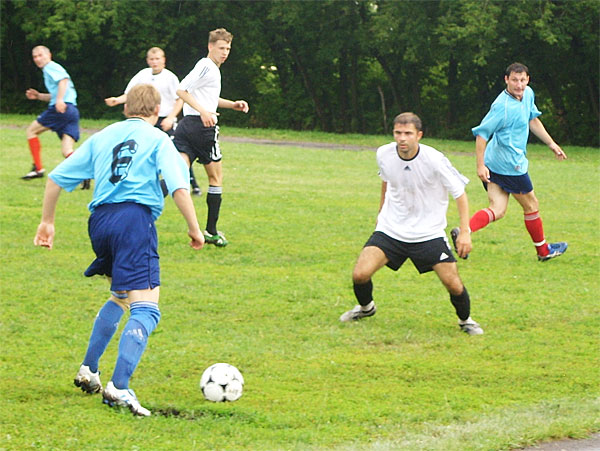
left=200, top=363, right=244, bottom=402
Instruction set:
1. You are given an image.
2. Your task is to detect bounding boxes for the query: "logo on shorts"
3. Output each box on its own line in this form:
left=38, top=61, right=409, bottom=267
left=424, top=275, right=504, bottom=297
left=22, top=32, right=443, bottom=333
left=110, top=140, right=138, bottom=184
left=439, top=252, right=449, bottom=261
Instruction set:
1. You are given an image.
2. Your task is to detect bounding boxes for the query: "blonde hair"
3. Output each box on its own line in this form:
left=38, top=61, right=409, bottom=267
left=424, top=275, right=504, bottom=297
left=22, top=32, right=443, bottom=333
left=146, top=47, right=165, bottom=58
left=209, top=28, right=233, bottom=44
left=125, top=84, right=161, bottom=117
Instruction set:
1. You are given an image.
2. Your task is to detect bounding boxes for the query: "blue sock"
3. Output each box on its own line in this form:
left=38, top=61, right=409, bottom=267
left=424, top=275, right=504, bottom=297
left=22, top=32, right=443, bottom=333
left=82, top=300, right=124, bottom=373
left=111, top=302, right=161, bottom=389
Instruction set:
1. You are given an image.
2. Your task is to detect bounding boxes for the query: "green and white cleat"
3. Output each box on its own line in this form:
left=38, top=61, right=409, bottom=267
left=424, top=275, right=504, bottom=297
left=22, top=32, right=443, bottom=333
left=204, top=231, right=228, bottom=247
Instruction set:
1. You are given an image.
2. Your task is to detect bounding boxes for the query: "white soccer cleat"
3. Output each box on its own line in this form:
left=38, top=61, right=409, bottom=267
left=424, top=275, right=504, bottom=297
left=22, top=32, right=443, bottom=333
left=459, top=317, right=484, bottom=335
left=74, top=364, right=103, bottom=394
left=339, top=304, right=377, bottom=322
left=102, top=381, right=151, bottom=417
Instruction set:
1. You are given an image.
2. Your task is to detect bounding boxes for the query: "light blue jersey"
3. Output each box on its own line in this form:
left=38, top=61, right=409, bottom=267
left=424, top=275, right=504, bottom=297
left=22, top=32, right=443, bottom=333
left=471, top=86, right=541, bottom=175
left=50, top=118, right=189, bottom=220
left=43, top=61, right=77, bottom=106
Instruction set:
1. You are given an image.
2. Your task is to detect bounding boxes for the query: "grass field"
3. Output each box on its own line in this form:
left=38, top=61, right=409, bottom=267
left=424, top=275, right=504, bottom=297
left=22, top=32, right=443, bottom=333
left=1, top=116, right=598, bottom=450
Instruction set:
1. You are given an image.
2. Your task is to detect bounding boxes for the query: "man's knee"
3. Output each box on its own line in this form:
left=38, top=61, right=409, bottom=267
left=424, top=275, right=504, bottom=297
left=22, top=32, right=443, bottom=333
left=352, top=265, right=374, bottom=284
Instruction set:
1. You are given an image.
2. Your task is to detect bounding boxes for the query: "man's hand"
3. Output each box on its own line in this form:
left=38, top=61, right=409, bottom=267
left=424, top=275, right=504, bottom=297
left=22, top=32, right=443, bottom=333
left=160, top=117, right=175, bottom=131
left=188, top=229, right=205, bottom=250
left=455, top=228, right=472, bottom=259
left=26, top=88, right=40, bottom=100
left=55, top=99, right=67, bottom=113
left=477, top=164, right=490, bottom=183
left=104, top=97, right=119, bottom=107
left=550, top=142, right=567, bottom=161
left=232, top=100, right=249, bottom=113
left=34, top=222, right=55, bottom=249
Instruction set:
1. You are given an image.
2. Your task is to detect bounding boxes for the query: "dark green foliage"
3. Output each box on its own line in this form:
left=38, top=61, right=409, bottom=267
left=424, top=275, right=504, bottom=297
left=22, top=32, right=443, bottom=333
left=1, top=0, right=598, bottom=145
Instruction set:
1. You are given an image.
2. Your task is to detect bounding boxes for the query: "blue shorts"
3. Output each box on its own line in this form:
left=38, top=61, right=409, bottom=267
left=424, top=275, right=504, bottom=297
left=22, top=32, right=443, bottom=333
left=37, top=104, right=80, bottom=141
left=484, top=170, right=533, bottom=194
left=84, top=202, right=160, bottom=291
left=365, top=231, right=456, bottom=274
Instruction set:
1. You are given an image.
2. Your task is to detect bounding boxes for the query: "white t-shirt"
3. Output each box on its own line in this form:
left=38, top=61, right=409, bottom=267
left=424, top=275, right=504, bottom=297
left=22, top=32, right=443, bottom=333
left=124, top=67, right=180, bottom=117
left=375, top=143, right=469, bottom=243
left=178, top=57, right=221, bottom=119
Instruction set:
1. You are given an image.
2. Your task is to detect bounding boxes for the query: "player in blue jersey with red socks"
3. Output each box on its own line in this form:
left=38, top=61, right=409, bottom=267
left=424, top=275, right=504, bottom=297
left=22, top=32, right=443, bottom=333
left=24, top=46, right=83, bottom=183
left=453, top=63, right=568, bottom=262
left=34, top=84, right=205, bottom=416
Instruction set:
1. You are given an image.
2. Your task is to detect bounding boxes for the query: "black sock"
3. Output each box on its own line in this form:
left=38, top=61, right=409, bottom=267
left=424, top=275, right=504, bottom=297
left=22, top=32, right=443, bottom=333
left=353, top=280, right=373, bottom=307
left=206, top=186, right=222, bottom=235
left=450, top=287, right=470, bottom=321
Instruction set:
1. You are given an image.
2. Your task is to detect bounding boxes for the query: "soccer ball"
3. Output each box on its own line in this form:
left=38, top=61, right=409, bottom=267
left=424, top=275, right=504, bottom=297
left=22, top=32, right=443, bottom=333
left=200, top=363, right=244, bottom=402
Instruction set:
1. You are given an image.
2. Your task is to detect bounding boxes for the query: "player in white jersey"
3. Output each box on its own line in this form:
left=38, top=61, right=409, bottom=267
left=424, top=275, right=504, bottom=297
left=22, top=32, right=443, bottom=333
left=105, top=47, right=202, bottom=195
left=174, top=28, right=249, bottom=247
left=339, top=113, right=483, bottom=336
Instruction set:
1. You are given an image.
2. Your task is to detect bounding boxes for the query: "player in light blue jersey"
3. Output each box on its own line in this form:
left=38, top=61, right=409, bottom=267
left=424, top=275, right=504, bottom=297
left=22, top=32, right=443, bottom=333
left=24, top=46, right=81, bottom=182
left=34, top=84, right=205, bottom=416
left=463, top=63, right=568, bottom=262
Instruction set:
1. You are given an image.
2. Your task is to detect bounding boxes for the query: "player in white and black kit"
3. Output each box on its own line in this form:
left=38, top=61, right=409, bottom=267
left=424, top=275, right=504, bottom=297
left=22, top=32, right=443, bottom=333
left=339, top=113, right=484, bottom=335
left=174, top=28, right=249, bottom=247
left=105, top=47, right=202, bottom=195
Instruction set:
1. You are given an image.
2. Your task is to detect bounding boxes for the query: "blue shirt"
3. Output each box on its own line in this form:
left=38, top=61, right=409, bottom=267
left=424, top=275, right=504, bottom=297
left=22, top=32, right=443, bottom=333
left=471, top=86, right=541, bottom=175
left=49, top=118, right=190, bottom=220
left=43, top=61, right=77, bottom=106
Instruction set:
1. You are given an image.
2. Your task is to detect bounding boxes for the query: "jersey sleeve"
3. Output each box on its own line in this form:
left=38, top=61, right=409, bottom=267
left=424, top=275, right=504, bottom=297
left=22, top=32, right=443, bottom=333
left=155, top=138, right=190, bottom=195
left=124, top=69, right=145, bottom=94
left=472, top=102, right=504, bottom=141
left=48, top=139, right=94, bottom=192
left=179, top=61, right=209, bottom=92
left=45, top=62, right=70, bottom=83
left=528, top=88, right=542, bottom=121
left=438, top=155, right=469, bottom=199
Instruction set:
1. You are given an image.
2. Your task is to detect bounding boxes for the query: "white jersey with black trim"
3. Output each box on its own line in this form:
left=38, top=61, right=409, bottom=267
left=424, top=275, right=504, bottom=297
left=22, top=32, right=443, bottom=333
left=178, top=57, right=221, bottom=119
left=375, top=142, right=469, bottom=243
left=124, top=67, right=180, bottom=117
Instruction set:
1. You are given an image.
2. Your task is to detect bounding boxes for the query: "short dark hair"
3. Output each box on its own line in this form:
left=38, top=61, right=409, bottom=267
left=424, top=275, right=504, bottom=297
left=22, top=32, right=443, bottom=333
left=392, top=112, right=422, bottom=132
left=505, top=62, right=529, bottom=77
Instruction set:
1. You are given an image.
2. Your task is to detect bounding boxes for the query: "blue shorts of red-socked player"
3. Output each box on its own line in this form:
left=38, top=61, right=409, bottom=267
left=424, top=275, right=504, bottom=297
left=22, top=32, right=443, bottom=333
left=484, top=170, right=534, bottom=195
left=37, top=103, right=80, bottom=141
left=84, top=202, right=160, bottom=292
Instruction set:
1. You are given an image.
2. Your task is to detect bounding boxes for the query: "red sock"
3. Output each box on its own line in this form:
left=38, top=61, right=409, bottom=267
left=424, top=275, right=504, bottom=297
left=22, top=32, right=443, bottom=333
left=524, top=211, right=549, bottom=256
left=469, top=208, right=495, bottom=232
left=28, top=137, right=42, bottom=171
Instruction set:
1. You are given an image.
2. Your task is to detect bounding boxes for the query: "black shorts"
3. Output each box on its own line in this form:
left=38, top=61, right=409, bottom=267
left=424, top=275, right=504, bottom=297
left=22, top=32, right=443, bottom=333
left=173, top=116, right=221, bottom=165
left=365, top=231, right=456, bottom=274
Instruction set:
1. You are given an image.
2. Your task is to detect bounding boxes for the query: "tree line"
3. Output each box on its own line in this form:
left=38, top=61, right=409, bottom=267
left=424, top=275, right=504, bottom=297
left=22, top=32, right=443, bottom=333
left=1, top=0, right=598, bottom=146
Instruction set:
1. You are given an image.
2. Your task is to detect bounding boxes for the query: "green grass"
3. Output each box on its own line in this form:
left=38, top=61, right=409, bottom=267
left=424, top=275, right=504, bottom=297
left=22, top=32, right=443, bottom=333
left=1, top=115, right=598, bottom=450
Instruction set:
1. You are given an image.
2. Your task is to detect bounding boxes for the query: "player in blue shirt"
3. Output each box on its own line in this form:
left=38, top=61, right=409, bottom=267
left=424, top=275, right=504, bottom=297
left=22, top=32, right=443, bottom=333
left=24, top=46, right=82, bottom=183
left=34, top=84, right=205, bottom=416
left=456, top=63, right=568, bottom=262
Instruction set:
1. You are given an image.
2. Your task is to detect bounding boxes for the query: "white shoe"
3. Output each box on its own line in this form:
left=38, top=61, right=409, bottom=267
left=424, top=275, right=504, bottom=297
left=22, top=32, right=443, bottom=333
left=339, top=304, right=377, bottom=322
left=74, top=364, right=103, bottom=394
left=459, top=318, right=484, bottom=335
left=102, top=381, right=151, bottom=417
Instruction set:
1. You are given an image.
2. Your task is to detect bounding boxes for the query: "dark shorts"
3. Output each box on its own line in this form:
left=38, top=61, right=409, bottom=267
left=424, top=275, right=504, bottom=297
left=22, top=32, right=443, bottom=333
left=484, top=170, right=533, bottom=194
left=84, top=202, right=160, bottom=292
left=173, top=116, right=221, bottom=165
left=365, top=231, right=456, bottom=274
left=37, top=104, right=80, bottom=141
